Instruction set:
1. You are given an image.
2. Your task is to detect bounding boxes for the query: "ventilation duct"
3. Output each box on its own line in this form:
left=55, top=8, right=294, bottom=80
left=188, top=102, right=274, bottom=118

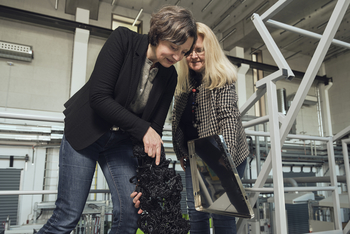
left=0, top=41, right=33, bottom=62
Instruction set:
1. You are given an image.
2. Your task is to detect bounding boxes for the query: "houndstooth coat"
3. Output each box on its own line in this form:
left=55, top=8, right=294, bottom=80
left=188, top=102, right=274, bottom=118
left=172, top=75, right=249, bottom=167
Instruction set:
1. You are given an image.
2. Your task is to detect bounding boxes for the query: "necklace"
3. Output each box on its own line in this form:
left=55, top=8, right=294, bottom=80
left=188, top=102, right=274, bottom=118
left=191, top=88, right=200, bottom=128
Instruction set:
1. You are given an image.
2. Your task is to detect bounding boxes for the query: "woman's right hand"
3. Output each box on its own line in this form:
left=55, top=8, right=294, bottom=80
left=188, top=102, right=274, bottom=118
left=143, top=127, right=163, bottom=165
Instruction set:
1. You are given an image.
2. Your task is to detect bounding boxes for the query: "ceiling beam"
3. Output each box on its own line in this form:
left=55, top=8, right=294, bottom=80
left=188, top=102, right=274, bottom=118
left=227, top=55, right=332, bottom=84
left=0, top=5, right=332, bottom=85
left=0, top=5, right=112, bottom=38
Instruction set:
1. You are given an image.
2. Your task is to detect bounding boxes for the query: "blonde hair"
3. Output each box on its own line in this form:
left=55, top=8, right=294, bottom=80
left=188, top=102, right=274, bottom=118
left=176, top=22, right=237, bottom=93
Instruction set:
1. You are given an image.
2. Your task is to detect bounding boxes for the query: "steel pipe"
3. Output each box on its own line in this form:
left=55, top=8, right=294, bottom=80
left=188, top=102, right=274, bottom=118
left=266, top=19, right=350, bottom=49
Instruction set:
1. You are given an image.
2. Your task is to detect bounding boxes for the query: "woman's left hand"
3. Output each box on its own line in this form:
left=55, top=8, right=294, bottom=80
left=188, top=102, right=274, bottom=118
left=130, top=191, right=143, bottom=214
left=180, top=157, right=187, bottom=171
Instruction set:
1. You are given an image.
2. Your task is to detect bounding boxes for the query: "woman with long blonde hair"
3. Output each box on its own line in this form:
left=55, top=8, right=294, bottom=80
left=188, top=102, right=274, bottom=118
left=172, top=22, right=249, bottom=234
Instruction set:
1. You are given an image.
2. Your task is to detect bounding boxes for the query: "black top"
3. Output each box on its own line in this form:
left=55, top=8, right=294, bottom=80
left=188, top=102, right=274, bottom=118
left=179, top=71, right=202, bottom=143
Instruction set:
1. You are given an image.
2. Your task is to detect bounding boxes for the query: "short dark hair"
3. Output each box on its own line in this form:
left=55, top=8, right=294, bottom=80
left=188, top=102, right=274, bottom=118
left=149, top=6, right=197, bottom=56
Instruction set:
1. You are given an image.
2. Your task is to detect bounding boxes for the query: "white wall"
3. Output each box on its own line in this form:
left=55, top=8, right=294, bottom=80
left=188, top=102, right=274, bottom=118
left=0, top=18, right=73, bottom=112
left=324, top=51, right=350, bottom=135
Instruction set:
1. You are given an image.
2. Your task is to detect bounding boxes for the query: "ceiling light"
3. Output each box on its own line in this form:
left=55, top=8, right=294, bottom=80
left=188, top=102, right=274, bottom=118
left=285, top=50, right=302, bottom=60
left=132, top=8, right=143, bottom=27
left=321, top=0, right=335, bottom=9
left=219, top=28, right=236, bottom=43
left=280, top=36, right=304, bottom=49
left=250, top=44, right=265, bottom=54
left=317, top=21, right=328, bottom=29
left=246, top=1, right=270, bottom=21
left=202, top=0, right=213, bottom=12
left=213, top=14, right=231, bottom=30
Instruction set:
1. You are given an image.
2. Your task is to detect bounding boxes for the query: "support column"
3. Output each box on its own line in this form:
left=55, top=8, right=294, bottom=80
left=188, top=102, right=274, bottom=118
left=319, top=82, right=333, bottom=137
left=70, top=8, right=90, bottom=97
left=230, top=47, right=249, bottom=108
left=266, top=80, right=287, bottom=234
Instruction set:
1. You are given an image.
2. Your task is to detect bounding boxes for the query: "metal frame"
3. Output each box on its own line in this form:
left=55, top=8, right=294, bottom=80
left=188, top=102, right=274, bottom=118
left=341, top=136, right=350, bottom=234
left=1, top=1, right=350, bottom=233
left=236, top=0, right=350, bottom=233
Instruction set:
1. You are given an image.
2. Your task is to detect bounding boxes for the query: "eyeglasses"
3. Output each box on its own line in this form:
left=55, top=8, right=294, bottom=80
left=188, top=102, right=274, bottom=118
left=186, top=48, right=205, bottom=57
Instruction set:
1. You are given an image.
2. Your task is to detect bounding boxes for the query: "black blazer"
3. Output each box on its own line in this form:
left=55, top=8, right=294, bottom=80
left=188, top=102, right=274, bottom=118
left=63, top=27, right=177, bottom=150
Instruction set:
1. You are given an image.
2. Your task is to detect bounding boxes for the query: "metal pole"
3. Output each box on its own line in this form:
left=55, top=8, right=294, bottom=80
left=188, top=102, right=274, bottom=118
left=0, top=111, right=64, bottom=123
left=279, top=0, right=350, bottom=142
left=266, top=79, right=287, bottom=234
left=333, top=125, right=350, bottom=141
left=327, top=139, right=342, bottom=230
left=239, top=86, right=267, bottom=116
left=266, top=19, right=350, bottom=49
left=342, top=139, right=350, bottom=213
left=260, top=0, right=294, bottom=21
left=237, top=0, right=350, bottom=232
left=0, top=189, right=110, bottom=195
left=252, top=13, right=294, bottom=80
left=245, top=186, right=337, bottom=193
left=245, top=129, right=330, bottom=141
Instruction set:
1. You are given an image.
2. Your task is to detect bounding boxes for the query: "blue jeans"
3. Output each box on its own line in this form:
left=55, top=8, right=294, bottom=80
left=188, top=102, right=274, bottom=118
left=38, top=131, right=139, bottom=234
left=185, top=158, right=247, bottom=234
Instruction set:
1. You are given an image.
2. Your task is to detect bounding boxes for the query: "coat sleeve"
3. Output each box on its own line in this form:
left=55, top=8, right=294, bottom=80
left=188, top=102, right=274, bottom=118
left=88, top=27, right=150, bottom=140
left=216, top=84, right=249, bottom=167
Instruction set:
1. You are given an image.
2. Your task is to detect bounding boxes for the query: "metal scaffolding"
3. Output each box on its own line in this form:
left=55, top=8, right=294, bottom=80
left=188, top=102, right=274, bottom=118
left=237, top=0, right=350, bottom=233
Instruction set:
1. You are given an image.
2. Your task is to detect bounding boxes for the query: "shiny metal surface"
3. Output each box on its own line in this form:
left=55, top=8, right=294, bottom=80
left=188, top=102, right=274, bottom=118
left=188, top=135, right=254, bottom=219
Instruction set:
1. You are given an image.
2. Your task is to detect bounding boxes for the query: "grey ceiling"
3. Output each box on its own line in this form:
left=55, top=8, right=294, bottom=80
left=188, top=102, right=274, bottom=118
left=67, top=0, right=350, bottom=61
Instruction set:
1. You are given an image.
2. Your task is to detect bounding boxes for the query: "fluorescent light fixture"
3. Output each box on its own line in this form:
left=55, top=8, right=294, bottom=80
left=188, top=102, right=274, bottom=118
left=219, top=28, right=236, bottom=43
left=202, top=0, right=213, bottom=12
left=132, top=8, right=143, bottom=27
left=213, top=14, right=231, bottom=30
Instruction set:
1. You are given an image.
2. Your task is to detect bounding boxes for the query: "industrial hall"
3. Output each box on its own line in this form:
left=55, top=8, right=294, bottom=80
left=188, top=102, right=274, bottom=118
left=1, top=0, right=350, bottom=233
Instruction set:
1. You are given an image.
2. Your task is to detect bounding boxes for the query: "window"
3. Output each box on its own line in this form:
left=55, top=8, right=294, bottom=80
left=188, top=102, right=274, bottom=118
left=251, top=50, right=266, bottom=117
left=112, top=14, right=142, bottom=33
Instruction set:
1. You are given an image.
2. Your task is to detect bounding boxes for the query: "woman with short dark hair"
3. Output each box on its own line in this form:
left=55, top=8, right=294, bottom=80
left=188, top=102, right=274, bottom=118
left=149, top=5, right=198, bottom=52
left=37, top=5, right=196, bottom=234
